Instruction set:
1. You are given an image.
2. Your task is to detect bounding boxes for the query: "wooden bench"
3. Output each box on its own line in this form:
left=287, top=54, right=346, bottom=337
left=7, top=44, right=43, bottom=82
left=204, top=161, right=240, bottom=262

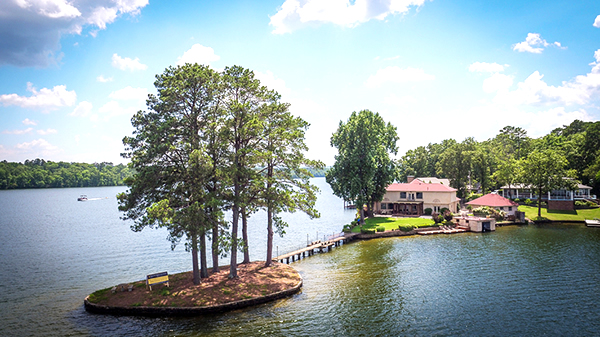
left=146, top=271, right=169, bottom=290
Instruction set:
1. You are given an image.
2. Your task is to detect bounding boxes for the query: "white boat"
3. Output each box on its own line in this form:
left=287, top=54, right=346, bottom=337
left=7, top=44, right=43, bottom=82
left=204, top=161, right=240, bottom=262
left=77, top=195, right=88, bottom=201
left=585, top=219, right=600, bottom=227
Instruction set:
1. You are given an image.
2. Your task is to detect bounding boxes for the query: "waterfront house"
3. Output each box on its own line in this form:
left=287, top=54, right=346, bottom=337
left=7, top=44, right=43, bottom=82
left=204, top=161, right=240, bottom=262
left=499, top=181, right=596, bottom=211
left=465, top=193, right=519, bottom=216
left=374, top=177, right=459, bottom=216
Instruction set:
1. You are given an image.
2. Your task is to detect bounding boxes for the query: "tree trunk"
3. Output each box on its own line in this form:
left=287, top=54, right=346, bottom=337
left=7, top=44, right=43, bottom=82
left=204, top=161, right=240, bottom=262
left=212, top=220, right=219, bottom=273
left=192, top=234, right=200, bottom=285
left=200, top=231, right=208, bottom=278
left=538, top=187, right=542, bottom=218
left=265, top=205, right=274, bottom=267
left=242, top=207, right=250, bottom=264
left=229, top=197, right=239, bottom=279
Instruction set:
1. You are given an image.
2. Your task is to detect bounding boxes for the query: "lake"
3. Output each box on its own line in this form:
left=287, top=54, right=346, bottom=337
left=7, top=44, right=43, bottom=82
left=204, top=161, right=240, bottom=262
left=1, top=178, right=599, bottom=336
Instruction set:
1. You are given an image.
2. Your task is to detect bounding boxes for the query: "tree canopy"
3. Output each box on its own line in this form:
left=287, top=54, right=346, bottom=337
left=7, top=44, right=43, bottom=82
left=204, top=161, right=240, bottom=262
left=326, top=109, right=398, bottom=221
left=118, top=63, right=321, bottom=282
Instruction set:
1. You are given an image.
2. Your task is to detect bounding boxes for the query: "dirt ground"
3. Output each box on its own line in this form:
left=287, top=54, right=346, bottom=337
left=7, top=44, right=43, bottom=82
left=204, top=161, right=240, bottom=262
left=88, top=261, right=301, bottom=308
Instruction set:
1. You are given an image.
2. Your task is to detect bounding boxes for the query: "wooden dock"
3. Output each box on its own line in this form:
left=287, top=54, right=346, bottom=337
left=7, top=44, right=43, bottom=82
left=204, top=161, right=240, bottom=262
left=274, top=233, right=358, bottom=264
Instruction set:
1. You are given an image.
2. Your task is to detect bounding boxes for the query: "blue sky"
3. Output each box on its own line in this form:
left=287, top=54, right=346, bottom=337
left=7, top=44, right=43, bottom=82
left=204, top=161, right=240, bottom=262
left=1, top=0, right=599, bottom=165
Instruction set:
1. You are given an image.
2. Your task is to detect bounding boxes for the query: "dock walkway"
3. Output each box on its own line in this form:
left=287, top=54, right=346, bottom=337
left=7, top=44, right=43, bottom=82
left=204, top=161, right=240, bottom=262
left=274, top=233, right=358, bottom=264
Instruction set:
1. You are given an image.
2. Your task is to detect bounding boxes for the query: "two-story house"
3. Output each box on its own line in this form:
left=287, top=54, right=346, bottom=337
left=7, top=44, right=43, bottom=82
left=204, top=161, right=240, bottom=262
left=374, top=178, right=459, bottom=216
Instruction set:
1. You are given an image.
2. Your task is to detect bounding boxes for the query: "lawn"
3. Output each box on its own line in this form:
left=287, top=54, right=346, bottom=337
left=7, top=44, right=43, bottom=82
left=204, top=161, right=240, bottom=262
left=351, top=217, right=435, bottom=233
left=518, top=205, right=600, bottom=221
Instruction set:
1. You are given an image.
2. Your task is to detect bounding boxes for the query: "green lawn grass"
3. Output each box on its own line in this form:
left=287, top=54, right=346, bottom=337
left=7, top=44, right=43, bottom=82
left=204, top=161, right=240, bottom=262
left=351, top=217, right=435, bottom=233
left=518, top=205, right=600, bottom=221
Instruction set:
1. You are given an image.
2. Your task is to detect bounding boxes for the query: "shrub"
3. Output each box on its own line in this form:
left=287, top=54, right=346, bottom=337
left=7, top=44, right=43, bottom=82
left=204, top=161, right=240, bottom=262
left=440, top=207, right=449, bottom=214
left=424, top=208, right=433, bottom=215
left=398, top=224, right=414, bottom=232
left=575, top=200, right=586, bottom=207
left=513, top=198, right=520, bottom=203
left=376, top=226, right=385, bottom=232
left=466, top=204, right=473, bottom=211
left=432, top=212, right=444, bottom=224
left=443, top=209, right=453, bottom=221
left=524, top=198, right=532, bottom=205
left=342, top=224, right=352, bottom=233
left=361, top=228, right=376, bottom=234
left=466, top=193, right=483, bottom=202
left=540, top=201, right=547, bottom=207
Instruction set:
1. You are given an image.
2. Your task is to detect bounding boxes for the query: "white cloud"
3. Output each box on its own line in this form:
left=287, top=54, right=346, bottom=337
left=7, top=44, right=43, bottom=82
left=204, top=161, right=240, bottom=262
left=482, top=73, right=514, bottom=93
left=37, top=128, right=58, bottom=135
left=2, top=128, right=33, bottom=135
left=98, top=100, right=137, bottom=120
left=70, top=101, right=93, bottom=117
left=109, top=86, right=148, bottom=101
left=177, top=44, right=220, bottom=66
left=469, top=62, right=506, bottom=73
left=22, top=118, right=38, bottom=125
left=15, top=0, right=81, bottom=19
left=255, top=70, right=291, bottom=98
left=111, top=53, right=147, bottom=71
left=513, top=33, right=564, bottom=54
left=0, top=0, right=149, bottom=67
left=96, top=75, right=113, bottom=83
left=15, top=138, right=61, bottom=157
left=270, top=0, right=426, bottom=34
left=365, top=66, right=435, bottom=87
left=0, top=83, right=76, bottom=110
left=594, top=15, right=600, bottom=28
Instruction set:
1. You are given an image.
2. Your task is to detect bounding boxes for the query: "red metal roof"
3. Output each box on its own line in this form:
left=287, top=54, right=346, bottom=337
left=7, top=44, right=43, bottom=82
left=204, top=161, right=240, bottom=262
left=466, top=193, right=519, bottom=207
left=386, top=179, right=457, bottom=192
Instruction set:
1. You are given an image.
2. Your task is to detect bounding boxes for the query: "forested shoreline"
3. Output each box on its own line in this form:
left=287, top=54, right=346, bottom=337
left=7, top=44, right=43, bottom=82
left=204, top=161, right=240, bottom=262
left=0, top=159, right=131, bottom=189
left=397, top=120, right=600, bottom=198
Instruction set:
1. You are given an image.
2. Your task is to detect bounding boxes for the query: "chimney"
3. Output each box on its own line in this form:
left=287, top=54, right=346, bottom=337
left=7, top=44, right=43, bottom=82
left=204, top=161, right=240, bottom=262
left=407, top=176, right=415, bottom=183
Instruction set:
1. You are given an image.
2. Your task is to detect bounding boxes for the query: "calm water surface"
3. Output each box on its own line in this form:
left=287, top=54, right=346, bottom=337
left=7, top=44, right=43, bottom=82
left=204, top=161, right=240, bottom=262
left=1, top=178, right=599, bottom=336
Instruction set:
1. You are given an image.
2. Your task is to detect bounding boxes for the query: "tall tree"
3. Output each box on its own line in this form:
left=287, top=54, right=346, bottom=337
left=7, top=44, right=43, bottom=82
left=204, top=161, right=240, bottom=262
left=221, top=65, right=270, bottom=279
left=437, top=138, right=475, bottom=198
left=326, top=109, right=398, bottom=222
left=259, top=100, right=322, bottom=267
left=520, top=149, right=574, bottom=217
left=118, top=63, right=221, bottom=285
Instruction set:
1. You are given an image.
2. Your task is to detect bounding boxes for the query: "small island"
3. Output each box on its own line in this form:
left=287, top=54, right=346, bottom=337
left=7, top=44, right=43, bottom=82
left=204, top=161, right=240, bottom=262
left=84, top=261, right=302, bottom=317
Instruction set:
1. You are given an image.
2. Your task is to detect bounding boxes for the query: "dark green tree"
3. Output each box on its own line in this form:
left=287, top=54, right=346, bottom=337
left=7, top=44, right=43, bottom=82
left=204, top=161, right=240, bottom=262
left=118, top=63, right=223, bottom=285
left=326, top=109, right=398, bottom=222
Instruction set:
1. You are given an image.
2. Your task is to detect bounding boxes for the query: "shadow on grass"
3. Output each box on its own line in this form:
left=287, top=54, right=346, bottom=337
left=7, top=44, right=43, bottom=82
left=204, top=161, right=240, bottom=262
left=547, top=209, right=578, bottom=215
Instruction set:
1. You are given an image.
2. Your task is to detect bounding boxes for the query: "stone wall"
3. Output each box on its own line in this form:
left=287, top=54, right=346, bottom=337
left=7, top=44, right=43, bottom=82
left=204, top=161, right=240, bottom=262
left=548, top=200, right=574, bottom=211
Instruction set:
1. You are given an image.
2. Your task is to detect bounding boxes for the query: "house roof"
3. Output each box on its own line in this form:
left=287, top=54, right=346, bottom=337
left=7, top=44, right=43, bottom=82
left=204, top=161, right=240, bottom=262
left=416, top=177, right=451, bottom=186
left=387, top=179, right=457, bottom=192
left=466, top=193, right=519, bottom=207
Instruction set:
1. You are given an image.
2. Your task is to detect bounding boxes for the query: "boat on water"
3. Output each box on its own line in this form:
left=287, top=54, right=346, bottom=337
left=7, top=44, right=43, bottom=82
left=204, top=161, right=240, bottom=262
left=585, top=219, right=600, bottom=227
left=77, top=195, right=88, bottom=201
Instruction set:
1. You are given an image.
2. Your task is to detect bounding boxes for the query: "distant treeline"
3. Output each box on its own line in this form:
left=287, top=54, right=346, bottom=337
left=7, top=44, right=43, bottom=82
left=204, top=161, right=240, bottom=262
left=307, top=167, right=329, bottom=177
left=0, top=159, right=132, bottom=189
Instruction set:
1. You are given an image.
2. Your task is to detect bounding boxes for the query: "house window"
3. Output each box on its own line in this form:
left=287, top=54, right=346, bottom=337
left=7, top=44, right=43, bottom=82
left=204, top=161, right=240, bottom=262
left=381, top=203, right=387, bottom=210
left=400, top=192, right=406, bottom=198
left=508, top=207, right=512, bottom=211
left=416, top=192, right=423, bottom=199
left=434, top=206, right=440, bottom=212
left=499, top=207, right=504, bottom=211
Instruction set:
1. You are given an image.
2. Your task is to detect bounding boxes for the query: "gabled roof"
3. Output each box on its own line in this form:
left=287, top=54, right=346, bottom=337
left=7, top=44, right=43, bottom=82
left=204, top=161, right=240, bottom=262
left=416, top=177, right=451, bottom=186
left=466, top=193, right=519, bottom=207
left=387, top=179, right=457, bottom=192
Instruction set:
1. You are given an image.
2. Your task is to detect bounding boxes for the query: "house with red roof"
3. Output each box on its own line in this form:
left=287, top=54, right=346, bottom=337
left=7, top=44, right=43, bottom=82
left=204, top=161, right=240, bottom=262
left=465, top=193, right=519, bottom=216
left=374, top=178, right=459, bottom=216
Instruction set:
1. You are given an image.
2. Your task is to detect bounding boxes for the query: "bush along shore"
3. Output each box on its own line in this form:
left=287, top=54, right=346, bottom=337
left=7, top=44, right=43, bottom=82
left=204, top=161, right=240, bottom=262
left=84, top=261, right=302, bottom=317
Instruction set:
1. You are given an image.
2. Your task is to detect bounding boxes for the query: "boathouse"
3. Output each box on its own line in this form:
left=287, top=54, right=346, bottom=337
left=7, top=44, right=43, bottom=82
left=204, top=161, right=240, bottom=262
left=457, top=216, right=496, bottom=232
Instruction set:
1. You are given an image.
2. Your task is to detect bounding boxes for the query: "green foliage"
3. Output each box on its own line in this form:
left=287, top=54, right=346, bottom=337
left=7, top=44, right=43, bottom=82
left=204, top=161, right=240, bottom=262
left=466, top=193, right=483, bottom=202
left=326, top=109, right=398, bottom=221
left=376, top=226, right=385, bottom=232
left=361, top=228, right=376, bottom=234
left=525, top=198, right=533, bottom=205
left=424, top=208, right=432, bottom=215
left=472, top=206, right=505, bottom=220
left=432, top=212, right=444, bottom=224
left=0, top=159, right=131, bottom=189
left=352, top=217, right=434, bottom=233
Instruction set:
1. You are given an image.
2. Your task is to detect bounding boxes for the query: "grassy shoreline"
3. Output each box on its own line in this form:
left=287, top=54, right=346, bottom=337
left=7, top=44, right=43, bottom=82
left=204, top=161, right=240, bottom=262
left=518, top=205, right=600, bottom=221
